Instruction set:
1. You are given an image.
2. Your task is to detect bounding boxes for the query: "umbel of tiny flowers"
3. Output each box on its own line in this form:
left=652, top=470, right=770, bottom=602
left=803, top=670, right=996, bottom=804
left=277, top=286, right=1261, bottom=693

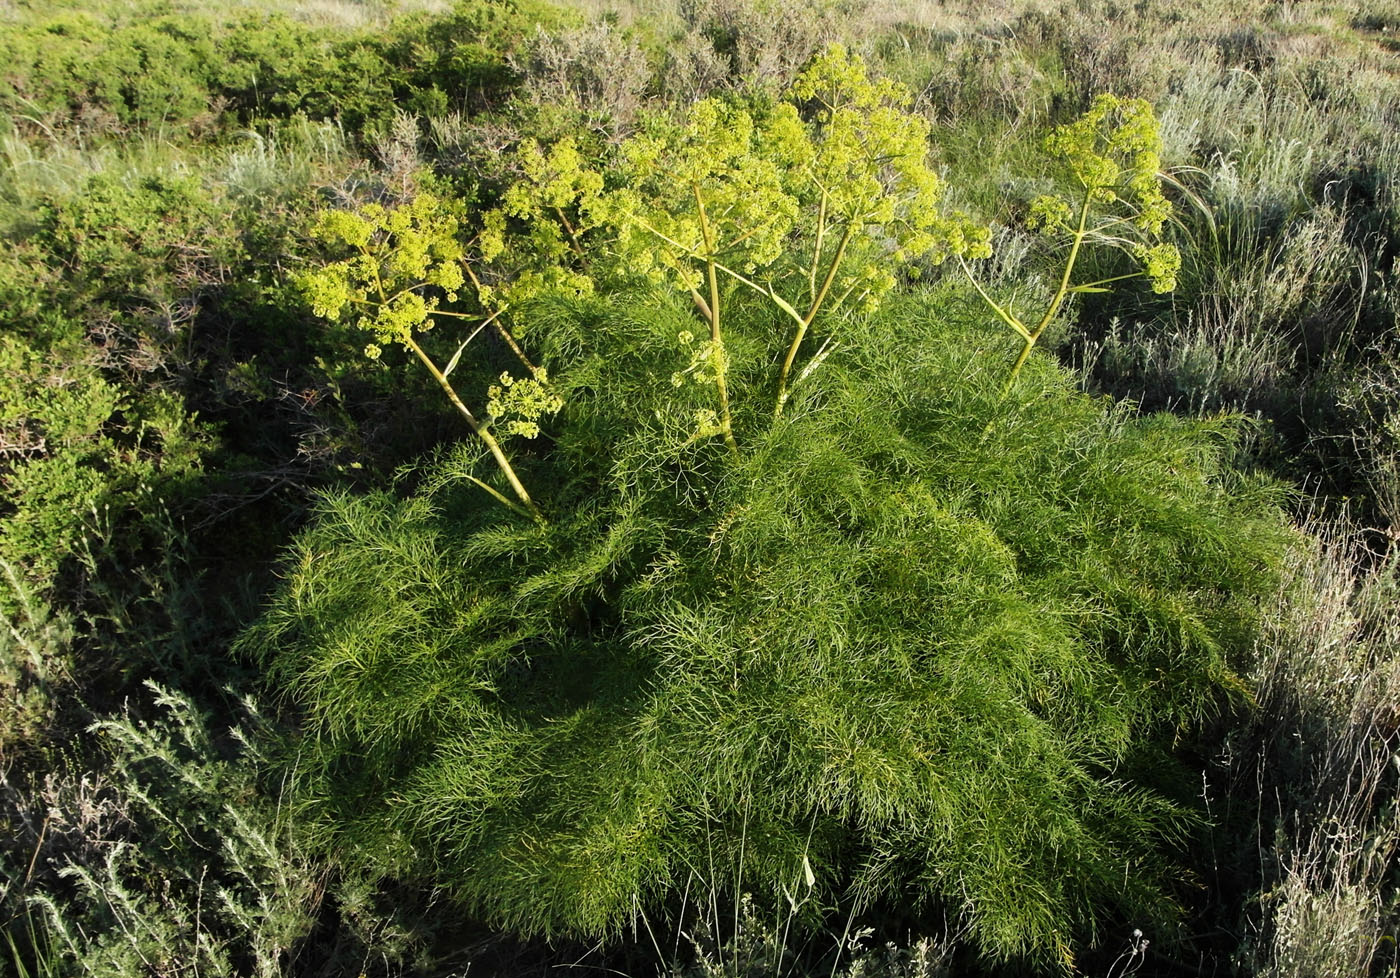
left=299, top=192, right=561, bottom=524
left=487, top=369, right=565, bottom=440
left=772, top=45, right=991, bottom=415
left=487, top=135, right=603, bottom=309
left=960, top=93, right=1182, bottom=389
left=595, top=45, right=993, bottom=439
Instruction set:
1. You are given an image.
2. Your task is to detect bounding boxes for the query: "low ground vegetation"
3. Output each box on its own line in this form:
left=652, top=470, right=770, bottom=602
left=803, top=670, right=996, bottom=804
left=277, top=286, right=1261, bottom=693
left=2, top=0, right=1398, bottom=976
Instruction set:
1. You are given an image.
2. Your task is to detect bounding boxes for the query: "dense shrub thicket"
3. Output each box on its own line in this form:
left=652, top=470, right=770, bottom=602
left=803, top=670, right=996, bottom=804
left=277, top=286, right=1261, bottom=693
left=0, top=0, right=570, bottom=134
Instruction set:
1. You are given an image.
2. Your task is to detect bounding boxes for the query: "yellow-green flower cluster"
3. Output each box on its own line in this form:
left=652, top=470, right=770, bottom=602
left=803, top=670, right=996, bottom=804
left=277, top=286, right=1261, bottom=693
left=925, top=211, right=994, bottom=262
left=685, top=408, right=724, bottom=444
left=597, top=45, right=988, bottom=316
left=1135, top=242, right=1182, bottom=292
left=601, top=98, right=800, bottom=289
left=300, top=193, right=466, bottom=350
left=490, top=137, right=602, bottom=306
left=485, top=369, right=564, bottom=440
left=1027, top=195, right=1074, bottom=236
left=1040, top=93, right=1173, bottom=234
left=670, top=331, right=726, bottom=389
left=786, top=46, right=935, bottom=225
left=505, top=137, right=603, bottom=218
left=1032, top=93, right=1180, bottom=292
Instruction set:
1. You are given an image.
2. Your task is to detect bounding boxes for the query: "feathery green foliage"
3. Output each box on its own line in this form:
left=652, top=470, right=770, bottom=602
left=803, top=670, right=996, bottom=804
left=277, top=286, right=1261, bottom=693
left=9, top=1, right=1394, bottom=973
left=243, top=280, right=1292, bottom=967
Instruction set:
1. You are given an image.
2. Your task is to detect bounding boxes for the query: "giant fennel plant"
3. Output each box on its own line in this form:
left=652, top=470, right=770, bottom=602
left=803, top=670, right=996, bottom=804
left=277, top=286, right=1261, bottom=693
left=253, top=48, right=1289, bottom=970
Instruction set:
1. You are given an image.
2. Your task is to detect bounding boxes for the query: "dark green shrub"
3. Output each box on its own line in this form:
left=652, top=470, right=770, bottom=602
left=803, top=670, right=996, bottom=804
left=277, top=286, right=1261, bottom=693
left=0, top=13, right=213, bottom=130
left=0, top=331, right=210, bottom=593
left=0, top=178, right=220, bottom=697
left=0, top=1, right=571, bottom=136
left=220, top=0, right=574, bottom=130
left=387, top=0, right=574, bottom=102
left=0, top=176, right=217, bottom=601
left=31, top=172, right=227, bottom=294
left=242, top=283, right=1292, bottom=967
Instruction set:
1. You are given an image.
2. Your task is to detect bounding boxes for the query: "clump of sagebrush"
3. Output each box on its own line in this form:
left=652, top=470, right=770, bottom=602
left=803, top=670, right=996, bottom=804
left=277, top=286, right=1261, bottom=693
left=4, top=684, right=325, bottom=978
left=0, top=561, right=71, bottom=752
left=242, top=267, right=1293, bottom=968
left=1226, top=525, right=1400, bottom=978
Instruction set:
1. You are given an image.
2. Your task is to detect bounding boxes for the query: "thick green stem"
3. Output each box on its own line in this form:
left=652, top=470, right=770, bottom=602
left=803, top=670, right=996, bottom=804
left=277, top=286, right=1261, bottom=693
left=775, top=221, right=856, bottom=418
left=1004, top=189, right=1094, bottom=391
left=808, top=188, right=828, bottom=303
left=553, top=205, right=591, bottom=270
left=1004, top=334, right=1039, bottom=390
left=693, top=183, right=739, bottom=453
left=403, top=335, right=545, bottom=524
left=461, top=263, right=540, bottom=376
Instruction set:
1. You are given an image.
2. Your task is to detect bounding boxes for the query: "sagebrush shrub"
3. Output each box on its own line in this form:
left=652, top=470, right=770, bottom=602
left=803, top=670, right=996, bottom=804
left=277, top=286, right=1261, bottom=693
left=4, top=685, right=324, bottom=978
left=0, top=561, right=72, bottom=751
left=508, top=22, right=652, bottom=137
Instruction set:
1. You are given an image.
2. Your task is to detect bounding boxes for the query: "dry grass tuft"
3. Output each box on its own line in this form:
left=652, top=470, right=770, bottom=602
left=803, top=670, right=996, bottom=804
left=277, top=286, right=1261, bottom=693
left=1242, top=523, right=1400, bottom=977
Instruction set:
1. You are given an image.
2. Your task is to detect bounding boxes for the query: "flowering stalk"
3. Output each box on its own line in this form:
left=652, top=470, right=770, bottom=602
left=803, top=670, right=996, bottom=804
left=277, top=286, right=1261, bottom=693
left=692, top=183, right=739, bottom=452
left=960, top=94, right=1182, bottom=389
left=601, top=46, right=992, bottom=437
left=299, top=193, right=559, bottom=524
left=402, top=335, right=543, bottom=522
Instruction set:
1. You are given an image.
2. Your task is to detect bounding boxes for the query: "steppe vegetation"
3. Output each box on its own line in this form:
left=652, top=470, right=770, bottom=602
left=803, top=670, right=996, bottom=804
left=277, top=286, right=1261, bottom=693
left=1, top=0, right=1398, bottom=975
